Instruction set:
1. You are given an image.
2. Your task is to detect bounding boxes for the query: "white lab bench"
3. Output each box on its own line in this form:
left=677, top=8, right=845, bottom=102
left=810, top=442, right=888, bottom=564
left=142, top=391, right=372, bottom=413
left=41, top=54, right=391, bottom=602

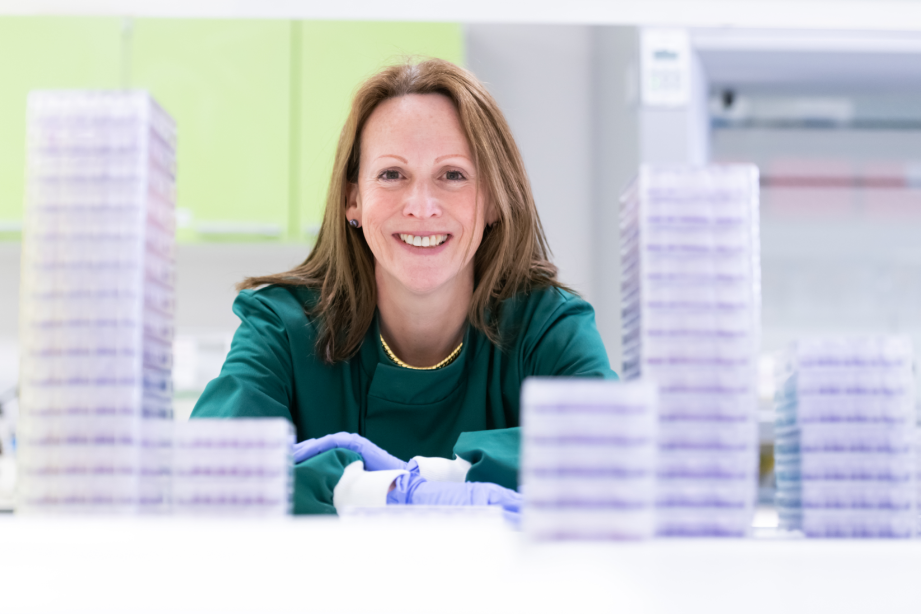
left=1, top=514, right=919, bottom=614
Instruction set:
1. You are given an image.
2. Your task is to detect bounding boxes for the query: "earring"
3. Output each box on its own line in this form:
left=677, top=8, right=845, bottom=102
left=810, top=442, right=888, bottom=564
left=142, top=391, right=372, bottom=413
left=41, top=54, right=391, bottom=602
left=349, top=219, right=359, bottom=228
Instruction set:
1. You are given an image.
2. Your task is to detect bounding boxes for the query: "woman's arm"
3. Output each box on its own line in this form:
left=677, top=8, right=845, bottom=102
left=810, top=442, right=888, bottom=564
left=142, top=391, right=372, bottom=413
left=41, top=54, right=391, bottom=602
left=191, top=290, right=296, bottom=420
left=191, top=289, right=371, bottom=514
left=520, top=288, right=618, bottom=380
left=294, top=449, right=363, bottom=514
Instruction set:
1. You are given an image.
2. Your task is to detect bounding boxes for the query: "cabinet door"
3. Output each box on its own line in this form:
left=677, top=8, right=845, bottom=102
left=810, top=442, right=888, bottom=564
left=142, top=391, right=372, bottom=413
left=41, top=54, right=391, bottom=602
left=298, top=22, right=465, bottom=242
left=0, top=17, right=122, bottom=238
left=130, top=19, right=292, bottom=242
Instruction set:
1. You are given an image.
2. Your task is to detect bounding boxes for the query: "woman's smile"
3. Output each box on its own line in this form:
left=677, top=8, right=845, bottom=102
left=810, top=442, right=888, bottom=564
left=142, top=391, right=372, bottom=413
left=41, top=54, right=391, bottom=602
left=397, top=233, right=450, bottom=248
left=395, top=233, right=452, bottom=256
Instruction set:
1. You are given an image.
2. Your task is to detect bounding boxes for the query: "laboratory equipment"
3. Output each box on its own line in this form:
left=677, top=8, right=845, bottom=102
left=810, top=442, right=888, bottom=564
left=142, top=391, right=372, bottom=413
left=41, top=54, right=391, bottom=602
left=173, top=418, right=294, bottom=516
left=774, top=337, right=916, bottom=538
left=16, top=91, right=176, bottom=514
left=620, top=165, right=761, bottom=537
left=520, top=378, right=658, bottom=540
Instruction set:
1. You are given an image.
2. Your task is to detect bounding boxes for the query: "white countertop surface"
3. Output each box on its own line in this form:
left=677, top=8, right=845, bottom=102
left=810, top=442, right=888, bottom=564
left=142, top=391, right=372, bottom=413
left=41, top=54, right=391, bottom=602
left=1, top=513, right=920, bottom=614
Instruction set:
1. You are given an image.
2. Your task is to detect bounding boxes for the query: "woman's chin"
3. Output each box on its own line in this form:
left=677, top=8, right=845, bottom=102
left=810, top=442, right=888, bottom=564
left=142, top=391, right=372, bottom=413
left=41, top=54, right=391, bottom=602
left=392, top=274, right=460, bottom=297
left=377, top=257, right=473, bottom=298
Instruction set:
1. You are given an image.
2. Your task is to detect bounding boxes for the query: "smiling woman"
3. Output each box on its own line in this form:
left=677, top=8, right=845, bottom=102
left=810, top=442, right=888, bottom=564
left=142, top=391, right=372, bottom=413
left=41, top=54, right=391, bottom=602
left=191, top=59, right=617, bottom=517
left=349, top=93, right=492, bottom=369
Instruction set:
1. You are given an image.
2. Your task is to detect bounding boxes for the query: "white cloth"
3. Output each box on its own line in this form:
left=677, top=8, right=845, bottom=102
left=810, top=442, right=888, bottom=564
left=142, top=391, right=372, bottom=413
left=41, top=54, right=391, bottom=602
left=332, top=461, right=408, bottom=512
left=410, top=455, right=472, bottom=483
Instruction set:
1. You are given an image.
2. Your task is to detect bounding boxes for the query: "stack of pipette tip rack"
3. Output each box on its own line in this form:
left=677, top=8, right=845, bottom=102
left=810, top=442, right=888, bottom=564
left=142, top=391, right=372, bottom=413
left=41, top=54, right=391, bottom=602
left=774, top=337, right=916, bottom=538
left=620, top=165, right=761, bottom=537
left=17, top=91, right=295, bottom=517
left=521, top=378, right=658, bottom=540
left=18, top=92, right=177, bottom=514
left=173, top=419, right=294, bottom=516
left=917, top=429, right=921, bottom=534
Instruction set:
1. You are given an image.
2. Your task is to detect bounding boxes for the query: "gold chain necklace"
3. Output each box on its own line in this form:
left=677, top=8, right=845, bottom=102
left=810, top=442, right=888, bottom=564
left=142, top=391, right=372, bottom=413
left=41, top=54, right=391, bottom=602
left=380, top=334, right=463, bottom=370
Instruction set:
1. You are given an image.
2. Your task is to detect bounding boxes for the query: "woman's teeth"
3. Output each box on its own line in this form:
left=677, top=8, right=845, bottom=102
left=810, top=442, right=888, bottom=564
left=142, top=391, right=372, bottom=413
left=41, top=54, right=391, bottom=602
left=399, top=234, right=448, bottom=248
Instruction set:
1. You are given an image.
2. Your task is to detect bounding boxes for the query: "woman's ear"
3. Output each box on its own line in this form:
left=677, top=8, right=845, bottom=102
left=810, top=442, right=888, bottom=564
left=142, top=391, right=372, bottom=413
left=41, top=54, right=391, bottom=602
left=484, top=193, right=498, bottom=227
left=346, top=182, right=361, bottom=224
left=480, top=190, right=499, bottom=226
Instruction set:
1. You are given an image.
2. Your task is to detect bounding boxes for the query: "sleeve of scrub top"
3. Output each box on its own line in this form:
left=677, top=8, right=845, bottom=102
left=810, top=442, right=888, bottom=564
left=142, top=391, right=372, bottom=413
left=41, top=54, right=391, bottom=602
left=294, top=449, right=363, bottom=514
left=191, top=290, right=296, bottom=421
left=521, top=288, right=618, bottom=380
left=460, top=290, right=616, bottom=490
left=410, top=428, right=520, bottom=490
left=453, top=428, right=520, bottom=491
left=191, top=290, right=365, bottom=515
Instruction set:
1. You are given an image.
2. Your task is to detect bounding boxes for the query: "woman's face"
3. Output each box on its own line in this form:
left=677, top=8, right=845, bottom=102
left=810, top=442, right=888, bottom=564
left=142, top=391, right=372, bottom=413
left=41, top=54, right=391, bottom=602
left=347, top=93, right=492, bottom=298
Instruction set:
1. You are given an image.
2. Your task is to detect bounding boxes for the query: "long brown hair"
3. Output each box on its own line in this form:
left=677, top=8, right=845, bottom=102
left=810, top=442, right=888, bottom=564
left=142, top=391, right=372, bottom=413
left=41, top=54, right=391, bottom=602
left=240, top=58, right=564, bottom=363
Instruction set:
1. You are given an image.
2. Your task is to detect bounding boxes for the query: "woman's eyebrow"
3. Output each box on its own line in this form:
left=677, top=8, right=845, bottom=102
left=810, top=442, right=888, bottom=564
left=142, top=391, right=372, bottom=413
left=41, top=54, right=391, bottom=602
left=434, top=154, right=471, bottom=163
left=375, top=154, right=408, bottom=163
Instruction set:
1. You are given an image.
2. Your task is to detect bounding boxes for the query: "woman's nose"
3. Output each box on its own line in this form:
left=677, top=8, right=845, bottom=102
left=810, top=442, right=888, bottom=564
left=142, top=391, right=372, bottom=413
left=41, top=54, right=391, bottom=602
left=402, top=179, right=441, bottom=218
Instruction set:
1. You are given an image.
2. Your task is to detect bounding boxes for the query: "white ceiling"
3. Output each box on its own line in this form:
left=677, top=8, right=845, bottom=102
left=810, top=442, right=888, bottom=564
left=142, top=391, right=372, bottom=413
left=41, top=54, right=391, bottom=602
left=5, top=0, right=921, bottom=30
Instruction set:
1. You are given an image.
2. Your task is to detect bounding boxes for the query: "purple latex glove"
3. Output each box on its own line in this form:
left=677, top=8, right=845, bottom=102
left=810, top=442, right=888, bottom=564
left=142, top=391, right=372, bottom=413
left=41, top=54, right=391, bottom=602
left=293, top=432, right=408, bottom=471
left=386, top=472, right=521, bottom=524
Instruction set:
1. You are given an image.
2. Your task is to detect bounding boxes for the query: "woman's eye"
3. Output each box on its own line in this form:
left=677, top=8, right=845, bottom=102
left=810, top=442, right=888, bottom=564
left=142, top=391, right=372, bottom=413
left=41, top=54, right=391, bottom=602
left=445, top=170, right=466, bottom=181
left=380, top=170, right=401, bottom=180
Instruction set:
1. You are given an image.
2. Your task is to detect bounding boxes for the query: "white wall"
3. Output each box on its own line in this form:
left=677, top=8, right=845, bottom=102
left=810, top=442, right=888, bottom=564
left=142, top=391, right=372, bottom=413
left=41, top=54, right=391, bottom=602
left=466, top=24, right=597, bottom=301
left=172, top=243, right=308, bottom=335
left=466, top=24, right=641, bottom=371
left=591, top=27, right=641, bottom=373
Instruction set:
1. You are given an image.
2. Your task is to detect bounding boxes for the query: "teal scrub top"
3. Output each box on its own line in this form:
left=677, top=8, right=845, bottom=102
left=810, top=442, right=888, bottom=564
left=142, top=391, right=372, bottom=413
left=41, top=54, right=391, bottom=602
left=191, top=284, right=617, bottom=514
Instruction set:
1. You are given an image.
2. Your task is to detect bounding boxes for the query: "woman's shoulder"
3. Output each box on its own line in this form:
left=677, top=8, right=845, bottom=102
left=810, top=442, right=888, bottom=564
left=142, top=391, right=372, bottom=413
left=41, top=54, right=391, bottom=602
left=233, top=284, right=321, bottom=327
left=495, top=284, right=615, bottom=379
left=499, top=284, right=589, bottom=322
left=495, top=284, right=595, bottom=342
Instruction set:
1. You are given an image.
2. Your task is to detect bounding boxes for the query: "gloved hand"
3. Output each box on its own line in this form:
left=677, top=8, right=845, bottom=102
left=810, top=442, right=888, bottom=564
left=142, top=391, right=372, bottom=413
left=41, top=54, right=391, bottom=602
left=386, top=472, right=521, bottom=524
left=293, top=432, right=408, bottom=471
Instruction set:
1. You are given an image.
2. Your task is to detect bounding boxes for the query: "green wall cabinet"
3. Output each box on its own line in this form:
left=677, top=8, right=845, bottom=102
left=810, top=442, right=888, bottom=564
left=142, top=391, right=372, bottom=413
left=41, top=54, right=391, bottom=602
left=0, top=18, right=464, bottom=244
left=298, top=22, right=465, bottom=242
left=0, top=17, right=122, bottom=238
left=130, top=19, right=293, bottom=242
